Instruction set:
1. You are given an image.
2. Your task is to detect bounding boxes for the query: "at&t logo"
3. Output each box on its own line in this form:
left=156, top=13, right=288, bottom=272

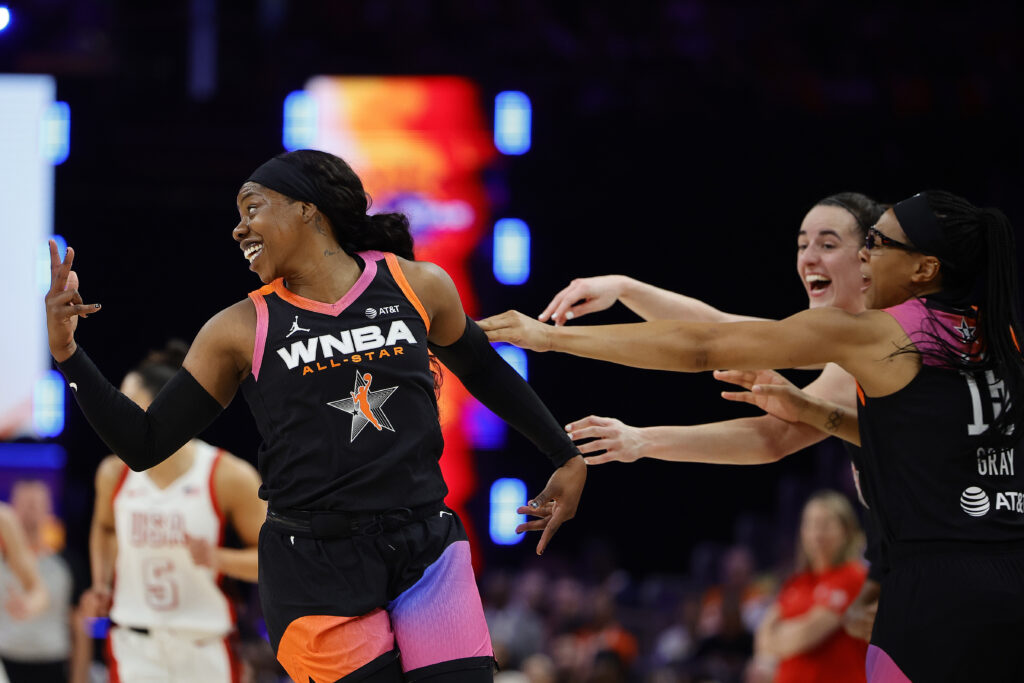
left=960, top=486, right=990, bottom=517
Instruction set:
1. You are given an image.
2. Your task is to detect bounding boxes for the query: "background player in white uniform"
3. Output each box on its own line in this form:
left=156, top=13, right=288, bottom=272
left=78, top=343, right=265, bottom=683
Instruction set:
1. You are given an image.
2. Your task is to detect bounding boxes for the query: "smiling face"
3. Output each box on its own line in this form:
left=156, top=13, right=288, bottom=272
left=858, top=208, right=942, bottom=310
left=797, top=205, right=866, bottom=314
left=232, top=182, right=307, bottom=284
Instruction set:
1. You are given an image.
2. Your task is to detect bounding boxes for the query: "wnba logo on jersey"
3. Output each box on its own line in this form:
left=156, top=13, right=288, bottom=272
left=327, top=371, right=399, bottom=442
left=275, top=320, right=418, bottom=370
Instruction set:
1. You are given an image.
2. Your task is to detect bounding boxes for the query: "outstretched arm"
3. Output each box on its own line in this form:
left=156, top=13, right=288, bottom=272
left=400, top=259, right=586, bottom=555
left=574, top=364, right=857, bottom=466
left=478, top=308, right=913, bottom=397
left=46, top=242, right=253, bottom=471
left=539, top=275, right=765, bottom=325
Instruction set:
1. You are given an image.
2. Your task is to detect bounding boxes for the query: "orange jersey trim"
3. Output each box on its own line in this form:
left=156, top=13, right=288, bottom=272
left=384, top=253, right=430, bottom=333
left=855, top=382, right=866, bottom=406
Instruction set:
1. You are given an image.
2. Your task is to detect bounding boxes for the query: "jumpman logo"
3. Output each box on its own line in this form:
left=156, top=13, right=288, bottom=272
left=285, top=316, right=311, bottom=338
left=327, top=371, right=398, bottom=442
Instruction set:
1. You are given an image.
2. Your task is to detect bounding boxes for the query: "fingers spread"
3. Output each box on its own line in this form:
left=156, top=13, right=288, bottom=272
left=720, top=390, right=755, bottom=405
left=568, top=425, right=606, bottom=441
left=576, top=439, right=607, bottom=455
left=713, top=369, right=756, bottom=389
left=565, top=415, right=605, bottom=433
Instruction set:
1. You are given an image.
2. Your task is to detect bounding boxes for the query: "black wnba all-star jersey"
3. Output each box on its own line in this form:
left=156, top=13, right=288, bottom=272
left=240, top=251, right=445, bottom=512
left=857, top=297, right=1024, bottom=549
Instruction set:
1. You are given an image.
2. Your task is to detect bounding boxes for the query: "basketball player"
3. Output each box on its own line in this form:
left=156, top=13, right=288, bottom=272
left=77, top=342, right=264, bottom=682
left=540, top=193, right=886, bottom=640
left=45, top=149, right=586, bottom=682
left=481, top=191, right=1024, bottom=682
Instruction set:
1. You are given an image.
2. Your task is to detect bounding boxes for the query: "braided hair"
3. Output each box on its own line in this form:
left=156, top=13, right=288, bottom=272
left=921, top=191, right=1024, bottom=446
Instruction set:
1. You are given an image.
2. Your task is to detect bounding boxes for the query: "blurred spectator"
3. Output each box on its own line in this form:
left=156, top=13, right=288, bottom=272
left=652, top=592, right=701, bottom=668
left=695, top=545, right=771, bottom=639
left=748, top=490, right=867, bottom=683
left=0, top=480, right=79, bottom=683
left=687, top=590, right=753, bottom=683
left=484, top=570, right=545, bottom=669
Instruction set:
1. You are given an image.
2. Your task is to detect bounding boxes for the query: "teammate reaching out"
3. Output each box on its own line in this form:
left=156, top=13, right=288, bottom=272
left=482, top=190, right=1024, bottom=681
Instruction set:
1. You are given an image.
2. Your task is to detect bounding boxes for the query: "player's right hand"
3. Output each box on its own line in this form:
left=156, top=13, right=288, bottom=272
left=538, top=275, right=625, bottom=326
left=45, top=239, right=100, bottom=362
left=566, top=415, right=646, bottom=465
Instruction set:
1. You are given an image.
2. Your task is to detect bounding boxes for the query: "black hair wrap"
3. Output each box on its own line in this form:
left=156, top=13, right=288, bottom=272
left=247, top=156, right=325, bottom=207
left=893, top=193, right=947, bottom=258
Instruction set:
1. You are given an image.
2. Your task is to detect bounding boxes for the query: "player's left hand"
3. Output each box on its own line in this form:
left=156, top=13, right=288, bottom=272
left=478, top=310, right=553, bottom=352
left=517, top=455, right=586, bottom=555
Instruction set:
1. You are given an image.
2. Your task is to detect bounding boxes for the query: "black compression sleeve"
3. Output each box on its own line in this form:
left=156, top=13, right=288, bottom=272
left=429, top=316, right=579, bottom=468
left=57, top=346, right=223, bottom=471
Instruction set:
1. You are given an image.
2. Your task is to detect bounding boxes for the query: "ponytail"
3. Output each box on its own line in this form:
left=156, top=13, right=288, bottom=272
left=360, top=212, right=415, bottom=260
left=923, top=192, right=1024, bottom=446
left=979, top=206, right=1024, bottom=442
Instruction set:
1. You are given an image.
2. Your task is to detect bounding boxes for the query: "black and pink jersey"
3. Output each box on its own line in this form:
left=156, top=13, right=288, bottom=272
left=240, top=251, right=446, bottom=512
left=857, top=297, right=1024, bottom=549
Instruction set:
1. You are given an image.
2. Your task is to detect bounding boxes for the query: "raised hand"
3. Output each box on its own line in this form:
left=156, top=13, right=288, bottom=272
left=538, top=275, right=625, bottom=326
left=44, top=240, right=100, bottom=362
left=516, top=455, right=586, bottom=555
left=478, top=310, right=553, bottom=352
left=565, top=415, right=646, bottom=465
left=713, top=369, right=807, bottom=423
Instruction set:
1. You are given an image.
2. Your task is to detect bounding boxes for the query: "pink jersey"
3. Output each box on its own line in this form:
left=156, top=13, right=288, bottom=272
left=110, top=440, right=233, bottom=636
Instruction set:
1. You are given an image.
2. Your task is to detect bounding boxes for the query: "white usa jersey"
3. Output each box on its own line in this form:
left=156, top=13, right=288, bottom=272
left=110, top=440, right=233, bottom=636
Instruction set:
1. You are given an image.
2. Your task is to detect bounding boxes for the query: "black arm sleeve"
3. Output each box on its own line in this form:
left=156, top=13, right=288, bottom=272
left=57, top=346, right=223, bottom=471
left=429, top=316, right=579, bottom=468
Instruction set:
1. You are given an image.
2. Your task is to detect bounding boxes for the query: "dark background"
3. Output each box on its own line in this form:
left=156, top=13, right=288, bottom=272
left=3, top=1, right=1024, bottom=578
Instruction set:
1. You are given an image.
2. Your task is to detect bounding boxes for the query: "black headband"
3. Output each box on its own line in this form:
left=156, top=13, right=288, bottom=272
left=893, top=193, right=946, bottom=257
left=247, top=156, right=324, bottom=207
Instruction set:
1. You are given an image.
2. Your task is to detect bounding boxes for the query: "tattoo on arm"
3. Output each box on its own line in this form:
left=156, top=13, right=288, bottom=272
left=825, top=407, right=844, bottom=432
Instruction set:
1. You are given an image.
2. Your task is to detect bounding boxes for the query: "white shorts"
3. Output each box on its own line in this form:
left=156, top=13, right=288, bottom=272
left=107, top=626, right=237, bottom=683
